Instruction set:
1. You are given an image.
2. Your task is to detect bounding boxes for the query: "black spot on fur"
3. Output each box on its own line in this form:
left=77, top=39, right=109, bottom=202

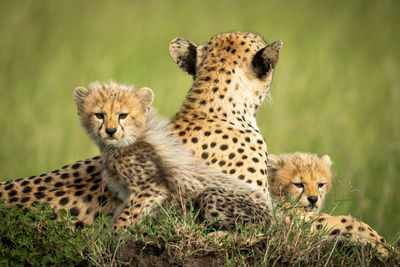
left=34, top=192, right=45, bottom=199
left=72, top=163, right=81, bottom=169
left=21, top=197, right=30, bottom=203
left=74, top=178, right=83, bottom=184
left=201, top=152, right=209, bottom=159
left=59, top=197, right=69, bottom=206
left=5, top=184, right=14, bottom=190
left=247, top=167, right=256, bottom=173
left=55, top=191, right=66, bottom=197
left=61, top=173, right=69, bottom=179
left=74, top=190, right=84, bottom=196
left=86, top=165, right=96, bottom=173
left=70, top=207, right=80, bottom=217
left=9, top=197, right=19, bottom=203
left=8, top=190, right=17, bottom=197
left=331, top=229, right=341, bottom=235
left=90, top=184, right=99, bottom=191
left=22, top=186, right=32, bottom=193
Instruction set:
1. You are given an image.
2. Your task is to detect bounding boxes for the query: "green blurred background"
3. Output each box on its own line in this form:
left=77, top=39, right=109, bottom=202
left=0, top=0, right=399, bottom=239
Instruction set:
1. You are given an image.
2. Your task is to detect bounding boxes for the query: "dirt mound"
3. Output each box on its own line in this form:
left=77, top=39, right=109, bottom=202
left=118, top=239, right=222, bottom=267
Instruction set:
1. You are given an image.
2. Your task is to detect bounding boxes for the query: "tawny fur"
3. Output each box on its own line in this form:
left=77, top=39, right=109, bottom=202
left=75, top=82, right=272, bottom=229
left=267, top=152, right=333, bottom=212
left=0, top=32, right=388, bottom=256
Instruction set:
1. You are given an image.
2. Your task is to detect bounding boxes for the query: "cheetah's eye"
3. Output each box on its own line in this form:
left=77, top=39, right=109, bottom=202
left=119, top=113, right=128, bottom=120
left=94, top=113, right=104, bottom=119
left=318, top=183, right=325, bottom=188
left=294, top=183, right=304, bottom=189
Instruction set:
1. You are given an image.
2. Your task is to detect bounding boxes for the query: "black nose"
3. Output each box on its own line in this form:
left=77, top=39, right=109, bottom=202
left=105, top=128, right=117, bottom=136
left=307, top=196, right=318, bottom=204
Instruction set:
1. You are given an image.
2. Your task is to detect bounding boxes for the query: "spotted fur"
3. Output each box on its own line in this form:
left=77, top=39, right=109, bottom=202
left=0, top=32, right=388, bottom=257
left=75, top=82, right=273, bottom=229
left=267, top=152, right=333, bottom=212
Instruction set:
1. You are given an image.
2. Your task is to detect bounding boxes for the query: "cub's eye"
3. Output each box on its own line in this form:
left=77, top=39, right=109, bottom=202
left=294, top=183, right=304, bottom=188
left=94, top=113, right=104, bottom=119
left=318, top=183, right=325, bottom=188
left=119, top=113, right=128, bottom=120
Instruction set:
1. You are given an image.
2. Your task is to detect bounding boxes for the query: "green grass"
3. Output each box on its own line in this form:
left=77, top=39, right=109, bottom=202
left=0, top=0, right=399, bottom=241
left=1, top=201, right=398, bottom=266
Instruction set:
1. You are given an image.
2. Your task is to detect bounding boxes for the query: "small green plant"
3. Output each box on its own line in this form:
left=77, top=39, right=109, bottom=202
left=0, top=200, right=130, bottom=266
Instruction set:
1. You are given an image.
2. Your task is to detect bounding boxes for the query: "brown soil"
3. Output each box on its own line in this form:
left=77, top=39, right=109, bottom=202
left=118, top=239, right=223, bottom=267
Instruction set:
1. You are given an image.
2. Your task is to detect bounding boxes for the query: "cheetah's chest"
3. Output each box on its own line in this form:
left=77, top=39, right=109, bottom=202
left=101, top=142, right=167, bottom=201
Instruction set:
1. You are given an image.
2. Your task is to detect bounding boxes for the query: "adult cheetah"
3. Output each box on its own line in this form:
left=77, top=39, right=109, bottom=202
left=0, top=32, right=388, bottom=256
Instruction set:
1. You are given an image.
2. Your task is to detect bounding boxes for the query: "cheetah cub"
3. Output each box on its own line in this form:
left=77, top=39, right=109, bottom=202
left=267, top=153, right=333, bottom=212
left=74, top=81, right=272, bottom=229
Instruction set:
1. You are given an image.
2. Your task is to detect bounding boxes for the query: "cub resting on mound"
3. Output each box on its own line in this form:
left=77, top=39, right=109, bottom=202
left=267, top=152, right=333, bottom=213
left=74, top=81, right=272, bottom=230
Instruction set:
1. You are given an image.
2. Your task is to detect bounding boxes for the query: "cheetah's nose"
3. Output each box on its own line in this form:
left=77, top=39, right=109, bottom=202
left=307, top=196, right=318, bottom=204
left=106, top=128, right=117, bottom=136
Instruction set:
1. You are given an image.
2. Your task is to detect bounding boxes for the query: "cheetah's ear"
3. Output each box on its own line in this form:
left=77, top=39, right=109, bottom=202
left=252, top=40, right=283, bottom=79
left=73, top=87, right=90, bottom=112
left=136, top=87, right=154, bottom=110
left=169, top=37, right=198, bottom=77
left=267, top=154, right=284, bottom=169
left=321, top=155, right=332, bottom=167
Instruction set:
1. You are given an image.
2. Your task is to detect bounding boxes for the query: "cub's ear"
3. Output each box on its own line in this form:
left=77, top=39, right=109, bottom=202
left=73, top=87, right=90, bottom=111
left=321, top=155, right=332, bottom=167
left=251, top=40, right=283, bottom=79
left=169, top=37, right=198, bottom=77
left=267, top=154, right=284, bottom=169
left=136, top=87, right=154, bottom=110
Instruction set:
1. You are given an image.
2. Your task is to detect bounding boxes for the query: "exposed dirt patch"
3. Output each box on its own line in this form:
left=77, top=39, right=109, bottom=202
left=118, top=239, right=223, bottom=267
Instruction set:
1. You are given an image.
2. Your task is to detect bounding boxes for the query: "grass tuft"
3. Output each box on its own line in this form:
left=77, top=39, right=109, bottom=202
left=1, top=200, right=399, bottom=266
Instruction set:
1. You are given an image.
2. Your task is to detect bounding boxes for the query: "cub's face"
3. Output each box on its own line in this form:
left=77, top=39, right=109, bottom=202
left=267, top=153, right=333, bottom=212
left=73, top=82, right=154, bottom=149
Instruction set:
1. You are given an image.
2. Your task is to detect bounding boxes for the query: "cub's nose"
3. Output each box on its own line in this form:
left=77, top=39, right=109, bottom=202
left=307, top=196, right=318, bottom=204
left=106, top=128, right=117, bottom=136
